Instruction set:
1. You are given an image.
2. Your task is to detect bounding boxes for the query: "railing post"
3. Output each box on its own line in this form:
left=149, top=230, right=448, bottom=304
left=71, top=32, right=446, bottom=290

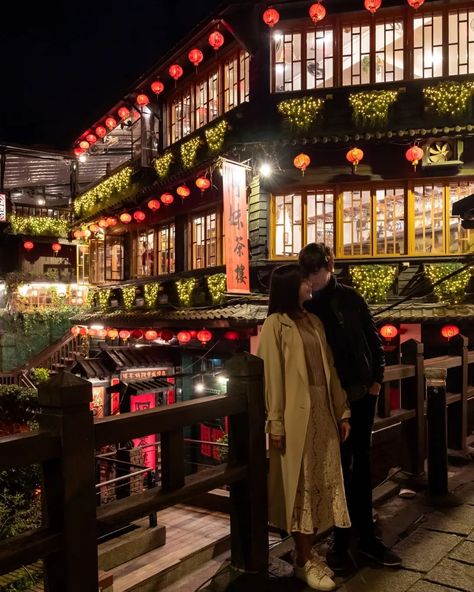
left=225, top=352, right=268, bottom=573
left=400, top=339, right=425, bottom=475
left=447, top=334, right=468, bottom=452
left=38, top=372, right=98, bottom=592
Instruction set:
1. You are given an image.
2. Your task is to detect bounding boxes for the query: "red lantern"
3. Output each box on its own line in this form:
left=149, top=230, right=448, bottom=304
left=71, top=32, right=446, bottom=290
left=405, top=145, right=424, bottom=170
left=95, top=125, right=107, bottom=138
left=23, top=241, right=34, bottom=251
left=86, top=133, right=97, bottom=144
left=195, top=177, right=211, bottom=193
left=346, top=147, right=364, bottom=169
left=151, top=80, right=164, bottom=95
left=79, top=326, right=88, bottom=336
left=89, top=224, right=99, bottom=233
left=160, top=329, right=174, bottom=342
left=105, top=117, right=117, bottom=130
left=188, top=48, right=204, bottom=68
left=97, top=329, right=108, bottom=339
left=98, top=219, right=109, bottom=228
left=177, top=330, right=192, bottom=344
left=136, top=93, right=150, bottom=107
left=73, top=230, right=82, bottom=239
left=441, top=324, right=460, bottom=341
left=119, top=330, right=131, bottom=341
left=74, top=146, right=84, bottom=156
left=197, top=329, right=213, bottom=345
left=120, top=213, right=132, bottom=224
left=70, top=326, right=81, bottom=337
left=169, top=64, right=183, bottom=81
left=147, top=199, right=161, bottom=212
left=118, top=106, right=130, bottom=119
left=52, top=243, right=62, bottom=255
left=79, top=140, right=90, bottom=150
left=161, top=192, right=174, bottom=206
left=106, top=217, right=117, bottom=227
left=209, top=31, right=224, bottom=51
left=133, top=210, right=146, bottom=222
left=87, top=328, right=97, bottom=337
left=177, top=184, right=191, bottom=199
left=293, top=153, right=311, bottom=176
left=145, top=330, right=158, bottom=341
left=107, top=329, right=119, bottom=340
left=131, top=329, right=143, bottom=340
left=379, top=324, right=398, bottom=341
left=263, top=8, right=280, bottom=28
left=309, top=2, right=327, bottom=24
left=364, top=0, right=382, bottom=14
left=224, top=331, right=239, bottom=341
left=407, top=0, right=424, bottom=8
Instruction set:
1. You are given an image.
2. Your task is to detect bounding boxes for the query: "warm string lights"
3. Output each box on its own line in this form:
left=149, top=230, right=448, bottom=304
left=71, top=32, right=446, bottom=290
left=423, top=81, right=474, bottom=118
left=9, top=215, right=69, bottom=237
left=154, top=151, right=174, bottom=179
left=350, top=265, right=397, bottom=303
left=205, top=120, right=228, bottom=153
left=122, top=286, right=137, bottom=310
left=425, top=264, right=472, bottom=305
left=207, top=273, right=227, bottom=305
left=98, top=288, right=112, bottom=310
left=277, top=96, right=325, bottom=132
left=349, top=90, right=399, bottom=127
left=144, top=282, right=160, bottom=308
left=181, top=137, right=201, bottom=169
left=176, top=277, right=198, bottom=307
left=74, top=167, right=133, bottom=217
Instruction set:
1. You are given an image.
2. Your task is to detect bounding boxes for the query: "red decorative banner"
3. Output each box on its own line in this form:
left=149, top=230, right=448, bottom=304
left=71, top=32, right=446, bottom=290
left=222, top=159, right=250, bottom=294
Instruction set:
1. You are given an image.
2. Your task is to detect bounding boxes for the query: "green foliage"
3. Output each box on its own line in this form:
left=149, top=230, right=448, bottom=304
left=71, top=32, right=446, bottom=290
left=207, top=273, right=227, bottom=305
left=176, top=278, right=198, bottom=307
left=215, top=433, right=228, bottom=462
left=424, top=81, right=474, bottom=119
left=98, top=288, right=111, bottom=310
left=144, top=283, right=160, bottom=308
left=121, top=286, right=136, bottom=310
left=425, top=263, right=472, bottom=304
left=21, top=306, right=79, bottom=338
left=349, top=90, right=399, bottom=127
left=205, top=120, right=228, bottom=153
left=86, top=289, right=97, bottom=309
left=0, top=385, right=38, bottom=428
left=350, top=265, right=397, bottom=303
left=9, top=215, right=70, bottom=237
left=73, top=166, right=133, bottom=218
left=153, top=151, right=174, bottom=179
left=180, top=137, right=201, bottom=170
left=277, top=96, right=325, bottom=132
left=30, top=367, right=50, bottom=385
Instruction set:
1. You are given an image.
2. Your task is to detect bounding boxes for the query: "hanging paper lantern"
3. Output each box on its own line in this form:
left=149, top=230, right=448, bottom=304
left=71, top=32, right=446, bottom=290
left=107, top=329, right=119, bottom=340
left=87, top=328, right=97, bottom=337
left=97, top=328, right=108, bottom=339
left=160, top=329, right=174, bottom=342
left=98, top=219, right=109, bottom=228
left=263, top=8, right=280, bottom=28
left=74, top=146, right=84, bottom=156
left=188, top=48, right=204, bottom=68
left=89, top=223, right=99, bottom=232
left=23, top=241, right=34, bottom=251
left=169, top=64, right=184, bottom=81
left=197, top=329, right=213, bottom=345
left=161, top=192, right=174, bottom=206
left=106, top=217, right=117, bottom=227
left=309, top=2, right=327, bottom=23
left=133, top=210, right=146, bottom=222
left=407, top=0, right=424, bottom=8
left=209, top=31, right=224, bottom=51
left=441, top=324, right=460, bottom=340
left=105, top=117, right=117, bottom=130
left=120, top=213, right=132, bottom=224
left=86, top=133, right=97, bottom=144
left=118, top=106, right=130, bottom=119
left=224, top=331, right=240, bottom=341
left=73, top=230, right=82, bottom=239
left=177, top=330, right=192, bottom=344
left=131, top=329, right=143, bottom=340
left=151, top=80, right=164, bottom=95
left=148, top=199, right=161, bottom=211
left=119, top=330, right=131, bottom=341
left=95, top=125, right=107, bottom=138
left=293, top=153, right=311, bottom=176
left=79, top=140, right=90, bottom=150
left=346, top=147, right=364, bottom=169
left=52, top=243, right=62, bottom=254
left=79, top=327, right=88, bottom=336
left=145, top=329, right=158, bottom=341
left=70, top=326, right=81, bottom=336
left=405, top=145, right=424, bottom=170
left=364, top=0, right=382, bottom=14
left=83, top=229, right=91, bottom=238
left=177, top=184, right=191, bottom=198
left=195, top=177, right=211, bottom=193
left=136, top=93, right=150, bottom=107
left=379, top=324, right=398, bottom=341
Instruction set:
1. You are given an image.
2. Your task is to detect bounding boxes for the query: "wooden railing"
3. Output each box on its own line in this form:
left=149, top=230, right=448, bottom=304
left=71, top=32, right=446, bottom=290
left=0, top=352, right=267, bottom=591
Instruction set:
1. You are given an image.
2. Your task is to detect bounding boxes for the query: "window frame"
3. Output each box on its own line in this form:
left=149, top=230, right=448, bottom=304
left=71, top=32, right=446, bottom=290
left=157, top=222, right=176, bottom=276
left=187, top=206, right=224, bottom=270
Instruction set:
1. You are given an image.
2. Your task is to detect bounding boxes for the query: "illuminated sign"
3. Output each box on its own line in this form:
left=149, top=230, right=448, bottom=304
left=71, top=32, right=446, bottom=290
left=0, top=194, right=6, bottom=222
left=120, top=368, right=168, bottom=381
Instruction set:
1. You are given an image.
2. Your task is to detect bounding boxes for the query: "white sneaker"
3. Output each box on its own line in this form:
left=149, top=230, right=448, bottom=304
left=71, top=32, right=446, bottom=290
left=311, top=551, right=335, bottom=578
left=294, top=560, right=337, bottom=591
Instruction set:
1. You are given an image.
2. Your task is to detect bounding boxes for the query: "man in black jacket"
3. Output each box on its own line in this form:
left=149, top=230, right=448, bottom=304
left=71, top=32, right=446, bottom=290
left=299, top=242, right=401, bottom=570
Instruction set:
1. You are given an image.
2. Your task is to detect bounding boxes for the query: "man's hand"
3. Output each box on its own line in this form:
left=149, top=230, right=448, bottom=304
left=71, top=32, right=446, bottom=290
left=270, top=434, right=286, bottom=452
left=339, top=420, right=351, bottom=443
left=368, top=381, right=381, bottom=396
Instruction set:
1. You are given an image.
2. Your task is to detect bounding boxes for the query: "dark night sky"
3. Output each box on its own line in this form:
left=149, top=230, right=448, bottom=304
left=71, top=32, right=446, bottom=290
left=1, top=0, right=224, bottom=151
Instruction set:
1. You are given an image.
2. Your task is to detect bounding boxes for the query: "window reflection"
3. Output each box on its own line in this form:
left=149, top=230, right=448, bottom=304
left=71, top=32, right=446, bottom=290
left=342, top=190, right=371, bottom=255
left=158, top=224, right=175, bottom=275
left=136, top=230, right=155, bottom=277
left=375, top=188, right=405, bottom=255
left=413, top=184, right=444, bottom=254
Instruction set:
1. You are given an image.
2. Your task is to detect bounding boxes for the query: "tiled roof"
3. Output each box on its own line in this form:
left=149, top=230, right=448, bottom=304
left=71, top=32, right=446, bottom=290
left=372, top=302, right=474, bottom=322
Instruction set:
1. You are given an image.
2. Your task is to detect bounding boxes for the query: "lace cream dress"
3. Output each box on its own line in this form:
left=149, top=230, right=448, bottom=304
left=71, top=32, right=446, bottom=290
left=290, top=313, right=351, bottom=534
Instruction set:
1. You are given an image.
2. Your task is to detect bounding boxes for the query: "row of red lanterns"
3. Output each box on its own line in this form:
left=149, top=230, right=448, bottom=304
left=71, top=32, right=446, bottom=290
left=379, top=324, right=460, bottom=342
left=292, top=145, right=424, bottom=175
left=23, top=241, right=62, bottom=254
left=70, top=325, right=222, bottom=345
left=262, top=0, right=424, bottom=27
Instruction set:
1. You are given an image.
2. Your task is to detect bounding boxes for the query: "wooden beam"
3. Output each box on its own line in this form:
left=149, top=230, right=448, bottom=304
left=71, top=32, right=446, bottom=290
left=0, top=432, right=60, bottom=470
left=0, top=529, right=61, bottom=576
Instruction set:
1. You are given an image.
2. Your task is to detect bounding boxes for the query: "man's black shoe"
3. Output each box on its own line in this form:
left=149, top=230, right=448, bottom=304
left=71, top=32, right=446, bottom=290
left=326, top=544, right=353, bottom=572
left=358, top=537, right=402, bottom=567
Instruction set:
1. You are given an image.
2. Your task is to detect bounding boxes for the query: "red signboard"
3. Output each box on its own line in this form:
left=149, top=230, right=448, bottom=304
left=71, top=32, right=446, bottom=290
left=222, top=159, right=250, bottom=294
left=130, top=394, right=156, bottom=470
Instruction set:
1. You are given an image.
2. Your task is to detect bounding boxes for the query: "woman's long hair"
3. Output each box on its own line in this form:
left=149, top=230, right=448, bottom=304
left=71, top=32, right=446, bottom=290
left=268, top=264, right=303, bottom=316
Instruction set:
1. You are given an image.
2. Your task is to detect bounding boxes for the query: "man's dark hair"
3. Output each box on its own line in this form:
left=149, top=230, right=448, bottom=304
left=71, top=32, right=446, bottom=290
left=299, top=242, right=333, bottom=275
left=268, top=264, right=303, bottom=316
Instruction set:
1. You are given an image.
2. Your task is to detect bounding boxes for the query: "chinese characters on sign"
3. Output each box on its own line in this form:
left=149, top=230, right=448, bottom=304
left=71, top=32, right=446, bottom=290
left=120, top=368, right=168, bottom=381
left=0, top=194, right=6, bottom=222
left=222, top=160, right=250, bottom=293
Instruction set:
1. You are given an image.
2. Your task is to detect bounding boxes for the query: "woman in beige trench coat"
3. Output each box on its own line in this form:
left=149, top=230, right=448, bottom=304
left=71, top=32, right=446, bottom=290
left=257, top=264, right=351, bottom=592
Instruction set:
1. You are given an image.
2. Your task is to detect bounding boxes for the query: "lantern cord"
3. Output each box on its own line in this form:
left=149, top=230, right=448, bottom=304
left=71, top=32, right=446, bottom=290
left=373, top=252, right=474, bottom=317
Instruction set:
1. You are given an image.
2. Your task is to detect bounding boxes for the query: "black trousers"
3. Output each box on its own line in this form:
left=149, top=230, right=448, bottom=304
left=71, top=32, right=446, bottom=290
left=335, top=393, right=378, bottom=548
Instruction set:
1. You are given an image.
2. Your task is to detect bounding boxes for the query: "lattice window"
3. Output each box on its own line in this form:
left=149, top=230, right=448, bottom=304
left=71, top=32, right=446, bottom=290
left=306, top=190, right=334, bottom=248
left=413, top=13, right=443, bottom=79
left=105, top=236, right=124, bottom=281
left=375, top=19, right=404, bottom=83
left=89, top=239, right=105, bottom=284
left=375, top=188, right=405, bottom=255
left=190, top=210, right=222, bottom=269
left=342, top=190, right=371, bottom=256
left=136, top=229, right=155, bottom=277
left=224, top=55, right=239, bottom=111
left=170, top=91, right=193, bottom=143
left=413, top=184, right=444, bottom=254
left=239, top=50, right=250, bottom=103
left=342, top=23, right=371, bottom=86
left=274, top=193, right=302, bottom=256
left=306, top=27, right=334, bottom=89
left=447, top=181, right=474, bottom=254
left=273, top=31, right=302, bottom=92
left=448, top=9, right=474, bottom=75
left=157, top=223, right=175, bottom=274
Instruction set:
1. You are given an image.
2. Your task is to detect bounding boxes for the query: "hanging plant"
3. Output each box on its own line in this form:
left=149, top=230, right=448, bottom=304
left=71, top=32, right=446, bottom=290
left=205, top=120, right=228, bottom=153
left=180, top=137, right=201, bottom=170
left=423, top=81, right=474, bottom=119
left=121, top=286, right=136, bottom=310
left=425, top=263, right=472, bottom=304
left=176, top=277, right=198, bottom=307
left=98, top=288, right=112, bottom=310
left=207, top=273, right=227, bottom=305
left=73, top=167, right=133, bottom=218
left=349, top=90, right=399, bottom=127
left=153, top=151, right=174, bottom=179
left=277, top=96, right=325, bottom=132
left=9, top=215, right=70, bottom=237
left=86, top=289, right=97, bottom=309
left=144, top=282, right=160, bottom=308
left=350, top=265, right=397, bottom=303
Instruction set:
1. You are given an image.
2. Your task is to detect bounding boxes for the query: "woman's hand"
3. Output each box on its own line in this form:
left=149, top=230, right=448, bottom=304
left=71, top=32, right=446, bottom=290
left=338, top=419, right=351, bottom=443
left=270, top=434, right=286, bottom=452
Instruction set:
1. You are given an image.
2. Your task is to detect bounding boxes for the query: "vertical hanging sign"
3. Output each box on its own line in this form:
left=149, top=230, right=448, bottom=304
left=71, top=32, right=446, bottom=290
left=0, top=194, right=6, bottom=222
left=222, top=159, right=250, bottom=294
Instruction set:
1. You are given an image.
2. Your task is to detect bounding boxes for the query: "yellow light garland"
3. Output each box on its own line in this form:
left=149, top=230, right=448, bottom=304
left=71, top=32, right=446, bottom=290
left=425, top=263, right=472, bottom=304
left=349, top=90, right=399, bottom=127
left=180, top=137, right=201, bottom=170
left=122, top=286, right=136, bottom=310
left=74, top=167, right=133, bottom=218
left=9, top=215, right=70, bottom=237
left=153, top=151, right=174, bottom=179
left=144, top=282, right=160, bottom=308
left=176, top=277, right=197, bottom=307
left=277, top=96, right=325, bottom=132
left=98, top=288, right=111, bottom=310
left=205, top=120, right=228, bottom=153
left=207, top=273, right=226, bottom=305
left=350, top=265, right=397, bottom=303
left=423, top=81, right=474, bottom=119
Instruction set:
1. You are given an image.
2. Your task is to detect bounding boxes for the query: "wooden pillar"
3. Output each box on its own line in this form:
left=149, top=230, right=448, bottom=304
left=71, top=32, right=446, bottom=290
left=226, top=352, right=268, bottom=573
left=447, top=334, right=469, bottom=451
left=38, top=372, right=98, bottom=592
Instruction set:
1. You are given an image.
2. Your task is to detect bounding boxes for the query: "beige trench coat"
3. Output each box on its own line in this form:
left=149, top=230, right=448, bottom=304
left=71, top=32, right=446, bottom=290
left=256, top=312, right=350, bottom=532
